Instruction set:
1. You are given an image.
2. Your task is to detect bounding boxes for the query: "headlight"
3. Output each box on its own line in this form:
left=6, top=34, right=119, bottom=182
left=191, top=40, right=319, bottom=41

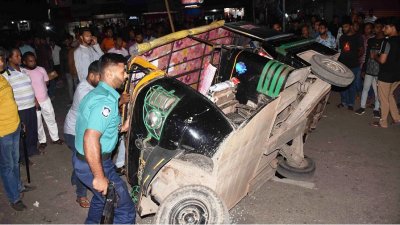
left=145, top=110, right=162, bottom=129
left=143, top=85, right=180, bottom=140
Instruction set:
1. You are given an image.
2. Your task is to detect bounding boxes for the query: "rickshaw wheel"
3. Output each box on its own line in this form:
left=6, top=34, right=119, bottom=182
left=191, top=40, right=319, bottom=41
left=155, top=185, right=230, bottom=224
left=310, top=54, right=354, bottom=87
left=276, top=156, right=316, bottom=180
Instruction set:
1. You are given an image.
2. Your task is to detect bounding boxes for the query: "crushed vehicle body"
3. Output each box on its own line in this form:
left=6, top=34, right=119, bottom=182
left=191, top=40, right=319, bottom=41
left=123, top=21, right=354, bottom=224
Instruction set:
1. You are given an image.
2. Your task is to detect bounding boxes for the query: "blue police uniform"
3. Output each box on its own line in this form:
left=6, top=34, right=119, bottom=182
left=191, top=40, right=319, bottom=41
left=73, top=81, right=135, bottom=224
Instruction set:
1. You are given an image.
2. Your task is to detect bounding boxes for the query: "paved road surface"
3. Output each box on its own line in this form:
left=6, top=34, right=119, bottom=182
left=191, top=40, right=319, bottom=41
left=0, top=90, right=399, bottom=223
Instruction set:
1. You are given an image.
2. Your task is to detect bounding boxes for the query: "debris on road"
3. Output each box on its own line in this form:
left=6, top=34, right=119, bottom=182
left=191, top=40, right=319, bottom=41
left=271, top=176, right=316, bottom=189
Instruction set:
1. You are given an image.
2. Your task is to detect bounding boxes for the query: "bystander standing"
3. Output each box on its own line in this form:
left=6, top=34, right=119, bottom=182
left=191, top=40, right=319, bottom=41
left=316, top=20, right=336, bottom=49
left=0, top=47, right=35, bottom=211
left=371, top=17, right=400, bottom=128
left=337, top=18, right=364, bottom=111
left=108, top=36, right=129, bottom=57
left=22, top=52, right=64, bottom=151
left=64, top=61, right=101, bottom=208
left=356, top=20, right=385, bottom=118
left=3, top=48, right=38, bottom=161
left=74, top=28, right=103, bottom=82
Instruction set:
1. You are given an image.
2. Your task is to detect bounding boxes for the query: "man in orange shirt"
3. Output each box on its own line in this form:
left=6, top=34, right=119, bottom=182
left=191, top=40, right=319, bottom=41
left=100, top=27, right=115, bottom=52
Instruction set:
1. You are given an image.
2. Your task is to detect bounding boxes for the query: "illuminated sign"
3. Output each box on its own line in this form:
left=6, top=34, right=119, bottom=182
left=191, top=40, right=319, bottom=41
left=181, top=0, right=204, bottom=5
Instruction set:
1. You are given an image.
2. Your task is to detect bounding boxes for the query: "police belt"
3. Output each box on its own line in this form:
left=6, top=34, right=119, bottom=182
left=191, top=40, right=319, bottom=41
left=76, top=152, right=112, bottom=162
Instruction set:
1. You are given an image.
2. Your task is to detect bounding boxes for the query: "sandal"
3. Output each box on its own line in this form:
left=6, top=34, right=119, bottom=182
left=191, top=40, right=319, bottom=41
left=116, top=166, right=126, bottom=176
left=52, top=139, right=64, bottom=145
left=371, top=121, right=388, bottom=128
left=337, top=103, right=345, bottom=108
left=20, top=159, right=35, bottom=166
left=76, top=197, right=90, bottom=208
left=21, top=185, right=36, bottom=193
left=38, top=143, right=47, bottom=154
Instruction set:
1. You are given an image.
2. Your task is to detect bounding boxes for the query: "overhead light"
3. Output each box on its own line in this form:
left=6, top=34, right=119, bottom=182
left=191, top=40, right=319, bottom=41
left=211, top=9, right=217, bottom=12
left=285, top=13, right=289, bottom=18
left=45, top=25, right=51, bottom=30
left=11, top=21, right=15, bottom=24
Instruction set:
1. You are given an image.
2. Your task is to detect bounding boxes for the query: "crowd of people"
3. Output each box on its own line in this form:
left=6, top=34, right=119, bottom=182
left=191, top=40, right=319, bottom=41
left=273, top=12, right=400, bottom=128
left=0, top=21, right=153, bottom=221
left=0, top=10, right=399, bottom=223
left=0, top=15, right=182, bottom=221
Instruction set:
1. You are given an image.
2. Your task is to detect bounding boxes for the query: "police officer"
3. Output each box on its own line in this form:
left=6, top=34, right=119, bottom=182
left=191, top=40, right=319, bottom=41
left=73, top=53, right=134, bottom=223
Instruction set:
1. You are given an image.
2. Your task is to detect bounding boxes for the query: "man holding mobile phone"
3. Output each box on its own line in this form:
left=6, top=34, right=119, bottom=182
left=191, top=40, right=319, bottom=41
left=74, top=27, right=103, bottom=82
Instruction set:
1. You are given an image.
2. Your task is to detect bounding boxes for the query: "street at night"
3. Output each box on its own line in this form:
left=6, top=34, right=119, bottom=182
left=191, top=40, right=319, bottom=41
left=0, top=91, right=399, bottom=223
left=0, top=0, right=399, bottom=224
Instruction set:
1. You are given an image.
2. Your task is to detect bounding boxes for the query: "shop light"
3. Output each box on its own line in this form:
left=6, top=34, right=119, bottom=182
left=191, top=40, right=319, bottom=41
left=45, top=25, right=51, bottom=30
left=184, top=4, right=200, bottom=8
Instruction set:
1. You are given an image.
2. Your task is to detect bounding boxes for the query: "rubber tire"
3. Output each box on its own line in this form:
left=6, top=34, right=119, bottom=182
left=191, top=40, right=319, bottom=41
left=310, top=54, right=354, bottom=87
left=155, top=185, right=230, bottom=224
left=276, top=156, right=316, bottom=179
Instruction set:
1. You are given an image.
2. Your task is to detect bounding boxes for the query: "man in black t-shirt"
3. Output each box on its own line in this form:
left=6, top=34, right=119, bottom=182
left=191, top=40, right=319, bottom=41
left=337, top=19, right=364, bottom=110
left=355, top=20, right=385, bottom=118
left=371, top=17, right=400, bottom=128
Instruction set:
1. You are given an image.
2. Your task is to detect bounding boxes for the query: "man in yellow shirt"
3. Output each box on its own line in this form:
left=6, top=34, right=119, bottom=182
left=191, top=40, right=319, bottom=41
left=0, top=48, right=32, bottom=211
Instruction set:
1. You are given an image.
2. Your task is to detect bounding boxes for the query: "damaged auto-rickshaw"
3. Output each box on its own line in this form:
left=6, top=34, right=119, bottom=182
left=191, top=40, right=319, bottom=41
left=121, top=20, right=354, bottom=224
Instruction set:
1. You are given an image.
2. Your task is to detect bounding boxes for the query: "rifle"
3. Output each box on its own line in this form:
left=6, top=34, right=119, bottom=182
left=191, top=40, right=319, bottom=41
left=100, top=182, right=118, bottom=224
left=20, top=123, right=31, bottom=183
left=121, top=72, right=132, bottom=123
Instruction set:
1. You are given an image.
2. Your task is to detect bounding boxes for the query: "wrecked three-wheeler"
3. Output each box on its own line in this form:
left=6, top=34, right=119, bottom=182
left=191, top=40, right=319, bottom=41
left=122, top=21, right=354, bottom=224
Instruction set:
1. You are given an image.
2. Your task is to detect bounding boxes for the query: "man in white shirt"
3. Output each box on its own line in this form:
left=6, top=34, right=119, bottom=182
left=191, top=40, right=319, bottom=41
left=50, top=39, right=61, bottom=73
left=144, top=27, right=155, bottom=42
left=108, top=36, right=129, bottom=57
left=128, top=32, right=144, bottom=56
left=50, top=39, right=62, bottom=91
left=74, top=28, right=103, bottom=82
left=64, top=60, right=100, bottom=208
left=364, top=9, right=377, bottom=24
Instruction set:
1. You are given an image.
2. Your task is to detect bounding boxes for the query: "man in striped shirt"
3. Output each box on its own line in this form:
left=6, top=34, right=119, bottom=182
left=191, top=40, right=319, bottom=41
left=2, top=48, right=39, bottom=160
left=0, top=48, right=30, bottom=211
